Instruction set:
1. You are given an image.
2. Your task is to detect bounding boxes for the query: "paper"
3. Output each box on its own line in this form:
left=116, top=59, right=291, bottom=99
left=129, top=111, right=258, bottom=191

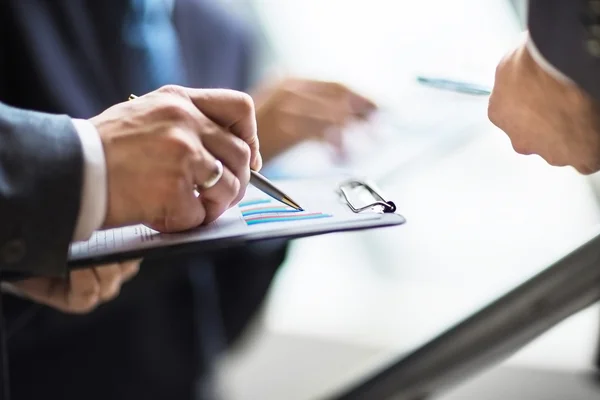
left=69, top=181, right=381, bottom=262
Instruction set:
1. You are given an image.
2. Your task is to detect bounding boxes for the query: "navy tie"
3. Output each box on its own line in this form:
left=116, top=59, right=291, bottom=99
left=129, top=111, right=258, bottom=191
left=123, top=0, right=186, bottom=93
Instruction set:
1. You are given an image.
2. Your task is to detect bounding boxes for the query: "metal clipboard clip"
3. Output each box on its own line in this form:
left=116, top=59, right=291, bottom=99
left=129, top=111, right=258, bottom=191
left=338, top=179, right=397, bottom=214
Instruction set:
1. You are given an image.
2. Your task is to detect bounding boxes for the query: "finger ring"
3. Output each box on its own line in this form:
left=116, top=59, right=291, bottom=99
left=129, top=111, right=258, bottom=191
left=198, top=159, right=224, bottom=190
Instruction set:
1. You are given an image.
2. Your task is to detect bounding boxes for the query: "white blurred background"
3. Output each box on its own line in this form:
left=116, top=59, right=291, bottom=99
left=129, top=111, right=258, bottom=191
left=213, top=1, right=600, bottom=399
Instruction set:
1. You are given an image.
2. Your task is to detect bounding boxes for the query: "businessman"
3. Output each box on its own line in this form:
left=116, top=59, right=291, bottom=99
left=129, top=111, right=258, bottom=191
left=0, top=84, right=259, bottom=281
left=0, top=1, right=376, bottom=399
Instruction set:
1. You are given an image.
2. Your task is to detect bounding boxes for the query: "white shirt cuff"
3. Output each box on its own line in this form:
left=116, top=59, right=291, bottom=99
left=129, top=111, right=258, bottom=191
left=526, top=35, right=574, bottom=85
left=71, top=119, right=107, bottom=242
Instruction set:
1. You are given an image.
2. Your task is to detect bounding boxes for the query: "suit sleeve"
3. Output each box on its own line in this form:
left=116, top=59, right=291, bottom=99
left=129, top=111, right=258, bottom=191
left=528, top=0, right=600, bottom=101
left=0, top=102, right=83, bottom=276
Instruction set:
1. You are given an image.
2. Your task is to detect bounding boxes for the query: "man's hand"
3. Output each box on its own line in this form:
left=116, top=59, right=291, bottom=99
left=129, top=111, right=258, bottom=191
left=90, top=85, right=260, bottom=232
left=3, top=260, right=140, bottom=314
left=252, top=78, right=376, bottom=162
left=488, top=35, right=600, bottom=174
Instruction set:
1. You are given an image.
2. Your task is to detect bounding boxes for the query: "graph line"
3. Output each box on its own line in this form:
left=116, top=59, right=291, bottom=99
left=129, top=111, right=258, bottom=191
left=239, top=199, right=272, bottom=208
left=239, top=197, right=332, bottom=225
left=245, top=213, right=331, bottom=225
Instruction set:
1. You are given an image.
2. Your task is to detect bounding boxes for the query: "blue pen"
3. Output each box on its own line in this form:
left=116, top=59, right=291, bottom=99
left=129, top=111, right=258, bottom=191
left=416, top=76, right=492, bottom=96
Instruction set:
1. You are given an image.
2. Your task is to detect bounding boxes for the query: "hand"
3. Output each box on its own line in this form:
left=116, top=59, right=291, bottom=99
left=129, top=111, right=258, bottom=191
left=3, top=260, right=141, bottom=314
left=251, top=78, right=376, bottom=162
left=488, top=35, right=600, bottom=174
left=90, top=85, right=261, bottom=232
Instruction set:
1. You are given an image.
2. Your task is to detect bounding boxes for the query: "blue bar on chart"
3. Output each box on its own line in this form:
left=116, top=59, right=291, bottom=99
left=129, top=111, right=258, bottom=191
left=238, top=198, right=332, bottom=225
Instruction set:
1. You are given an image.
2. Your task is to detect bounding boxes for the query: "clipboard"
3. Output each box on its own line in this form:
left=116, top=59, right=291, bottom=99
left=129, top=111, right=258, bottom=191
left=67, top=178, right=405, bottom=268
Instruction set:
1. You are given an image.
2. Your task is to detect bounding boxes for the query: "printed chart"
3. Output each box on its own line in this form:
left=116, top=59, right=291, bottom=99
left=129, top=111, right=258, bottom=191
left=238, top=198, right=332, bottom=226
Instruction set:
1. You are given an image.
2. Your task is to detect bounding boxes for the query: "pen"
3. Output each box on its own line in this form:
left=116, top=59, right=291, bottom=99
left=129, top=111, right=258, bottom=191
left=249, top=170, right=303, bottom=211
left=128, top=94, right=303, bottom=211
left=416, top=76, right=492, bottom=96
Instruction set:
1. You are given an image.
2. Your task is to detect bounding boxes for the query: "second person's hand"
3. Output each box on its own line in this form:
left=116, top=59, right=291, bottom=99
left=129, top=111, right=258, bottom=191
left=90, top=85, right=261, bottom=232
left=488, top=34, right=600, bottom=174
left=251, top=78, right=376, bottom=162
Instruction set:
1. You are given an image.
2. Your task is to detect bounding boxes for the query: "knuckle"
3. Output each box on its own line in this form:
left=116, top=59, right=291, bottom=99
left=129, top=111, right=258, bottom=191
left=102, top=284, right=121, bottom=301
left=575, top=163, right=594, bottom=175
left=157, top=84, right=185, bottom=97
left=329, top=81, right=348, bottom=94
left=509, top=138, right=531, bottom=156
left=159, top=100, right=191, bottom=122
left=165, top=129, right=198, bottom=159
left=127, top=261, right=141, bottom=275
left=71, top=291, right=100, bottom=313
left=221, top=135, right=251, bottom=172
left=233, top=137, right=252, bottom=166
left=487, top=96, right=500, bottom=127
left=509, top=140, right=523, bottom=154
left=233, top=91, right=255, bottom=115
left=230, top=175, right=241, bottom=196
left=199, top=122, right=222, bottom=137
left=77, top=278, right=101, bottom=299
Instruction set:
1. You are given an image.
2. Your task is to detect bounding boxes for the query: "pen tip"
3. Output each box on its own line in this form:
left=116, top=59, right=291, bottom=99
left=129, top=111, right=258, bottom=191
left=281, top=197, right=303, bottom=211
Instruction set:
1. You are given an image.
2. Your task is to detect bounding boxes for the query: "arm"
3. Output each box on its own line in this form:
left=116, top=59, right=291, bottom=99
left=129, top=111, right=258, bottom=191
left=528, top=0, right=600, bottom=101
left=0, top=102, right=83, bottom=276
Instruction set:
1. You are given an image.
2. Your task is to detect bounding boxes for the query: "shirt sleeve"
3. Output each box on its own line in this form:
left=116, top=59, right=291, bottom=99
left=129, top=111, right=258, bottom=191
left=70, top=119, right=107, bottom=242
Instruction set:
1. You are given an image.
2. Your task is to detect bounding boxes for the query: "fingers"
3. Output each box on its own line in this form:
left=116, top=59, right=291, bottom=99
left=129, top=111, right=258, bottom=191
left=170, top=103, right=250, bottom=221
left=8, top=260, right=143, bottom=314
left=67, top=269, right=103, bottom=312
left=201, top=129, right=251, bottom=207
left=275, top=80, right=376, bottom=144
left=120, top=259, right=141, bottom=282
left=70, top=260, right=141, bottom=312
left=287, top=79, right=377, bottom=118
left=189, top=139, right=243, bottom=224
left=12, top=269, right=101, bottom=314
left=184, top=88, right=262, bottom=171
left=147, top=187, right=205, bottom=232
left=280, top=92, right=351, bottom=145
left=140, top=90, right=249, bottom=230
left=93, top=263, right=125, bottom=302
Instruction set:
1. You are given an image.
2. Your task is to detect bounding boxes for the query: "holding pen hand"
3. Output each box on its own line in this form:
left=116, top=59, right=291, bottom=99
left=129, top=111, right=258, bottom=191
left=91, top=85, right=261, bottom=232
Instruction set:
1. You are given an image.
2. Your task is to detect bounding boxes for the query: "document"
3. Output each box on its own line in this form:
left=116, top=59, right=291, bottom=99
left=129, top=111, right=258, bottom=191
left=68, top=180, right=392, bottom=265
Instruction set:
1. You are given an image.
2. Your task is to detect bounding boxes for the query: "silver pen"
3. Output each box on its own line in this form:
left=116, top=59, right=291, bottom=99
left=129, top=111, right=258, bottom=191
left=250, top=170, right=303, bottom=211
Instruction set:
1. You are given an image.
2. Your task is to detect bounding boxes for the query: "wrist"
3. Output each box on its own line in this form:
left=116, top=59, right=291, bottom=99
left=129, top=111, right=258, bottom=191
left=89, top=116, right=138, bottom=229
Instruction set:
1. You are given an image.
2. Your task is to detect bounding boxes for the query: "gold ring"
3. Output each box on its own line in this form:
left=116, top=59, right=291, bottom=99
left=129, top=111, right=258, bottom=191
left=198, top=160, right=223, bottom=190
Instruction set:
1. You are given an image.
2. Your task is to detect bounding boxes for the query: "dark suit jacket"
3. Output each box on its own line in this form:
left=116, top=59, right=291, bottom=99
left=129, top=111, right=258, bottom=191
left=528, top=0, right=600, bottom=101
left=0, top=1, right=285, bottom=399
left=0, top=102, right=82, bottom=277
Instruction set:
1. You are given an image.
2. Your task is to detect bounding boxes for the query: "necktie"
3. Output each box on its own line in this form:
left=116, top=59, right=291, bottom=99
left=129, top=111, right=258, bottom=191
left=123, top=0, right=186, bottom=93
